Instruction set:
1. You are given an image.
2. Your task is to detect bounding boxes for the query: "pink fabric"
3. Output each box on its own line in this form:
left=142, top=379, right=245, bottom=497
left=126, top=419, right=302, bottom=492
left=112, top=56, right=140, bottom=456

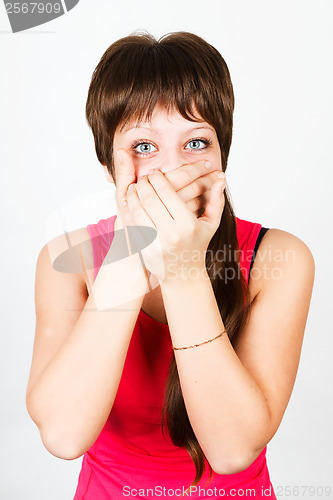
left=73, top=215, right=276, bottom=499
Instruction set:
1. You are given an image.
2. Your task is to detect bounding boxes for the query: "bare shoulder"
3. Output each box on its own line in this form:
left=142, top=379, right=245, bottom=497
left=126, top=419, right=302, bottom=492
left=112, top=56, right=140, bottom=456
left=40, top=226, right=95, bottom=292
left=249, top=228, right=315, bottom=300
left=27, top=227, right=95, bottom=401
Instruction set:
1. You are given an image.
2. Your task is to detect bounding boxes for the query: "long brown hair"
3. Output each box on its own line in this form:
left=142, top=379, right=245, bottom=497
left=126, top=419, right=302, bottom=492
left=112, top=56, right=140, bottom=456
left=86, top=30, right=252, bottom=491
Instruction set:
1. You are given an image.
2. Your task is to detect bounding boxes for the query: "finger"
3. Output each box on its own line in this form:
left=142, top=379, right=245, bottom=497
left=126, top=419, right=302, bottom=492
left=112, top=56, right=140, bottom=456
left=164, top=159, right=219, bottom=192
left=200, top=175, right=226, bottom=228
left=131, top=174, right=175, bottom=228
left=185, top=192, right=210, bottom=217
left=113, top=201, right=138, bottom=257
left=177, top=170, right=222, bottom=205
left=126, top=182, right=156, bottom=229
left=113, top=148, right=138, bottom=249
left=140, top=170, right=194, bottom=225
left=114, top=148, right=137, bottom=208
left=126, top=181, right=158, bottom=256
left=126, top=182, right=160, bottom=278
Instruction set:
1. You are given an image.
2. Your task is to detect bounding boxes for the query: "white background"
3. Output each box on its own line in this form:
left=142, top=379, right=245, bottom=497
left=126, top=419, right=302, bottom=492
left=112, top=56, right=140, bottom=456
left=1, top=0, right=332, bottom=498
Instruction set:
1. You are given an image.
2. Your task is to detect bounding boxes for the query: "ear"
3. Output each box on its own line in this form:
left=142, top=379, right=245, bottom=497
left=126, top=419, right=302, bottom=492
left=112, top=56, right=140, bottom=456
left=102, top=164, right=115, bottom=184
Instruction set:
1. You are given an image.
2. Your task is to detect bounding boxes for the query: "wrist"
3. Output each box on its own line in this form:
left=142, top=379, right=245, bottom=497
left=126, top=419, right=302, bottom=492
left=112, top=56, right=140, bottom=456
left=93, top=252, right=149, bottom=311
left=160, top=261, right=209, bottom=287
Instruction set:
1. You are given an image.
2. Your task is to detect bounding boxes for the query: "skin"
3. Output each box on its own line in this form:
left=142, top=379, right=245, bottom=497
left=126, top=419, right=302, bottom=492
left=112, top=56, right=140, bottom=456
left=103, top=102, right=224, bottom=231
left=103, top=103, right=316, bottom=472
left=103, top=103, right=226, bottom=321
left=26, top=102, right=315, bottom=473
left=117, top=147, right=225, bottom=283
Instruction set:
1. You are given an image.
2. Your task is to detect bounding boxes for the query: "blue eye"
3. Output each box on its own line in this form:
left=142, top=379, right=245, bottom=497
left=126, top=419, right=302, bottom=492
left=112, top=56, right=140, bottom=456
left=131, top=137, right=212, bottom=157
left=185, top=139, right=212, bottom=151
left=132, top=141, right=157, bottom=156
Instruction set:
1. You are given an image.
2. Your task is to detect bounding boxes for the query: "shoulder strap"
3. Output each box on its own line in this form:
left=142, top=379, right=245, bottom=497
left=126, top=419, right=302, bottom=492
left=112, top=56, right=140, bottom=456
left=249, top=227, right=269, bottom=279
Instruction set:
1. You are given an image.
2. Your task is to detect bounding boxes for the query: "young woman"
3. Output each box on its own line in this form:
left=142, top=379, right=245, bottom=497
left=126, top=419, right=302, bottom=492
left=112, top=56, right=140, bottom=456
left=26, top=31, right=315, bottom=499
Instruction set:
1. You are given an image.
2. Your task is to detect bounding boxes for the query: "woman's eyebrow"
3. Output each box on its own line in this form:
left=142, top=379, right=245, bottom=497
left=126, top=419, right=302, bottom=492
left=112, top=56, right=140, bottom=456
left=123, top=125, right=215, bottom=134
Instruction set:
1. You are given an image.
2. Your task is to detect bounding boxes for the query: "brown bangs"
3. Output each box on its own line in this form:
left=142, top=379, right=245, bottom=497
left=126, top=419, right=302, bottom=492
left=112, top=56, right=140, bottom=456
left=86, top=31, right=234, bottom=175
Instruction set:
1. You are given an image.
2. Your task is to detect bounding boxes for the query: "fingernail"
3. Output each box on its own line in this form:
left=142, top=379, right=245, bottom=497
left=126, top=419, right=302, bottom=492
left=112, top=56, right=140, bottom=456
left=218, top=171, right=226, bottom=179
left=128, top=183, right=135, bottom=191
left=121, top=198, right=127, bottom=206
left=205, top=160, right=212, bottom=169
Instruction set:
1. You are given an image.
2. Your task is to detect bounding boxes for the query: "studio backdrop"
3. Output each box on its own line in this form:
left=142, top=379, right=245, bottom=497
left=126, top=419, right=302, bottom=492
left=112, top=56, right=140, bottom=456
left=1, top=1, right=332, bottom=499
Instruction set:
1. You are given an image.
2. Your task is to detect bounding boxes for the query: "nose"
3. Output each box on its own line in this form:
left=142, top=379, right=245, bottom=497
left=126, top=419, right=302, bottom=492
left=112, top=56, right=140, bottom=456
left=158, top=151, right=187, bottom=175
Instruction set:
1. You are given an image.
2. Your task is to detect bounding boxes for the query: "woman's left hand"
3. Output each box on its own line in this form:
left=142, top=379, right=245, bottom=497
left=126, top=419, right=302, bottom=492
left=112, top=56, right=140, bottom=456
left=118, top=149, right=226, bottom=283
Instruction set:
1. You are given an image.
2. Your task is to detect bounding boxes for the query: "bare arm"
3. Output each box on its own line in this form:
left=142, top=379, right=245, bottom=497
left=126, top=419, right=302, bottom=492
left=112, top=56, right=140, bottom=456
left=25, top=155, right=225, bottom=461
left=160, top=229, right=315, bottom=474
left=26, top=228, right=149, bottom=460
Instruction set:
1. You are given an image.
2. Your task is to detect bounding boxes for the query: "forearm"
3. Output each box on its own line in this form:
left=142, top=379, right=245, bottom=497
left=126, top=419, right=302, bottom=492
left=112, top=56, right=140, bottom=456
left=160, top=270, right=271, bottom=473
left=27, top=254, right=148, bottom=459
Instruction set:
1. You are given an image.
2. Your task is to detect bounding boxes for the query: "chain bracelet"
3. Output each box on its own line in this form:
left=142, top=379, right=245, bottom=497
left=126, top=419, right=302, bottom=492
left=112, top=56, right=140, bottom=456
left=172, top=330, right=226, bottom=351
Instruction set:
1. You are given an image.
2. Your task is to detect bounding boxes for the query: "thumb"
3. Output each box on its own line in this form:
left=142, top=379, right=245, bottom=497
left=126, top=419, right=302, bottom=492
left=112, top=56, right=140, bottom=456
left=115, top=148, right=137, bottom=201
left=200, top=173, right=226, bottom=228
left=113, top=148, right=136, bottom=232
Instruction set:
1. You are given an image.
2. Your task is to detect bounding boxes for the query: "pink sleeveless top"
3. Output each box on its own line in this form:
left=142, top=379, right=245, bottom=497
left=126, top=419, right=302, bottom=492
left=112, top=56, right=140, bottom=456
left=73, top=215, right=277, bottom=499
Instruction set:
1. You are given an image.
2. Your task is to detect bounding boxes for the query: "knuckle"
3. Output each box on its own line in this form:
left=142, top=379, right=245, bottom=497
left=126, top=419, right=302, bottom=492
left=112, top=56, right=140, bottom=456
left=187, top=220, right=196, bottom=233
left=182, top=221, right=196, bottom=237
left=137, top=176, right=147, bottom=187
left=189, top=196, right=201, bottom=209
left=150, top=169, right=160, bottom=178
left=179, top=170, right=192, bottom=185
left=194, top=195, right=203, bottom=207
left=190, top=182, right=201, bottom=197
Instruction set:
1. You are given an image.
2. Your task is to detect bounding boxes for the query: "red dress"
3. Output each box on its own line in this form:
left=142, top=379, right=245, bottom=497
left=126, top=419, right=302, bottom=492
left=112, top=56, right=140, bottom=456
left=73, top=215, right=277, bottom=499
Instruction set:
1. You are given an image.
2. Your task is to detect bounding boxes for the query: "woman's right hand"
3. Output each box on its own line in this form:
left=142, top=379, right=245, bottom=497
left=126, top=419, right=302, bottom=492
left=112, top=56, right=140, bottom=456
left=111, top=149, right=223, bottom=281
left=113, top=149, right=138, bottom=233
left=114, top=148, right=223, bottom=231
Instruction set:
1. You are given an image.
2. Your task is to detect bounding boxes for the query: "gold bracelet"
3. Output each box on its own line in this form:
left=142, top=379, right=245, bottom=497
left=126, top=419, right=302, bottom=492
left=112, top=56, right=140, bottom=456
left=172, top=330, right=226, bottom=351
